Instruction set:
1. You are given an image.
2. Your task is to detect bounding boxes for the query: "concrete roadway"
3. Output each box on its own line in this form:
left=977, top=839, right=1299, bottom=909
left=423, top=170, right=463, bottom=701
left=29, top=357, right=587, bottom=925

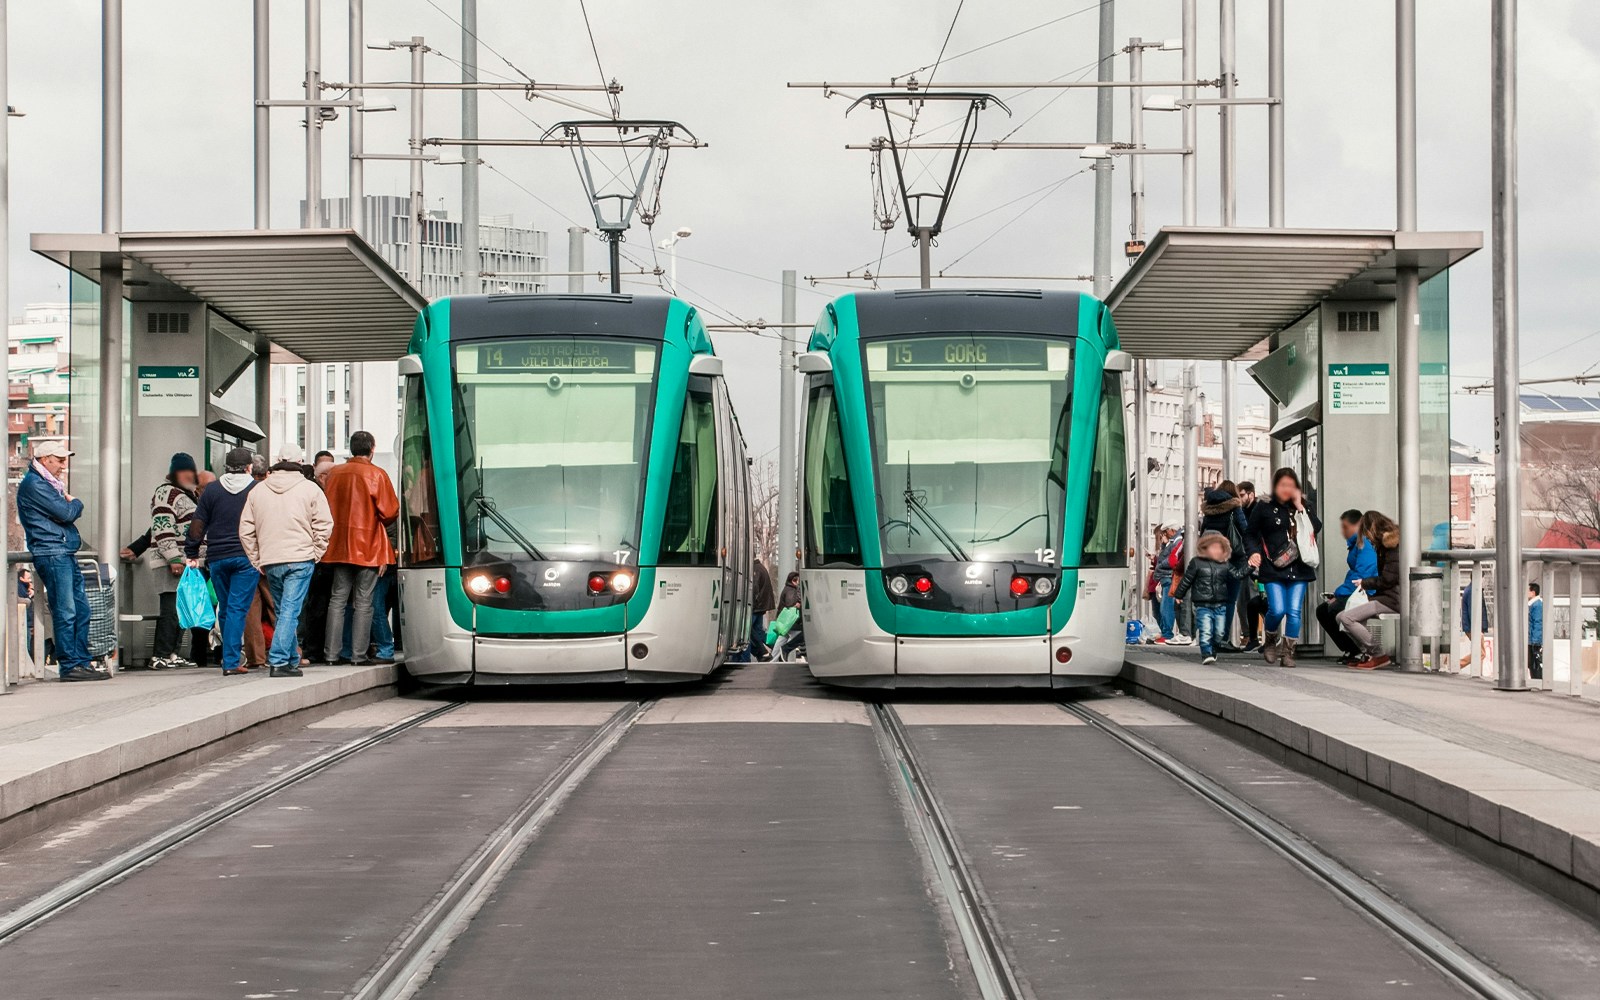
left=2, top=664, right=1594, bottom=999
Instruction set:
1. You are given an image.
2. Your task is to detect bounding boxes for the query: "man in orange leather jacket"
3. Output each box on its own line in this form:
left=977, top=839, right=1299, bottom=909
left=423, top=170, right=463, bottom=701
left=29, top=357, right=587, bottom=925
left=318, top=431, right=399, bottom=665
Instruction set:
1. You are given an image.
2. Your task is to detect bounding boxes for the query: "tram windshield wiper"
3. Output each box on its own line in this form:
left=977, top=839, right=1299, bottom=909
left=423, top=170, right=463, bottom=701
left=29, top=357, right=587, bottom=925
left=471, top=494, right=549, bottom=563
left=903, top=488, right=970, bottom=563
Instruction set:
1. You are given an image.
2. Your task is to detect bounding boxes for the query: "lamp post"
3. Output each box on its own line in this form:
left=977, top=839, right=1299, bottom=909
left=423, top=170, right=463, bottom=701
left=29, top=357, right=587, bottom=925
left=658, top=227, right=693, bottom=295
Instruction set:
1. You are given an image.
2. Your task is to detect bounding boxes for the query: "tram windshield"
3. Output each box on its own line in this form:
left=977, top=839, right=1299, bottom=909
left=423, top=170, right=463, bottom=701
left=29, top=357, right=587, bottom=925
left=863, top=334, right=1072, bottom=566
left=453, top=337, right=658, bottom=565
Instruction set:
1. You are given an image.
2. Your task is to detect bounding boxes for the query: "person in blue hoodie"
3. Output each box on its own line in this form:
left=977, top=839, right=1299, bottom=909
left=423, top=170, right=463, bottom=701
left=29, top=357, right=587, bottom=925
left=1314, top=509, right=1378, bottom=665
left=17, top=441, right=108, bottom=682
left=1527, top=582, right=1544, bottom=681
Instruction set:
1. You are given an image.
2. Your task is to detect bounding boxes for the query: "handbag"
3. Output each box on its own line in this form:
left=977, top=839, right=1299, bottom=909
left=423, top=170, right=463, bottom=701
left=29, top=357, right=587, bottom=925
left=1294, top=510, right=1321, bottom=568
left=1339, top=586, right=1369, bottom=631
left=176, top=566, right=216, bottom=630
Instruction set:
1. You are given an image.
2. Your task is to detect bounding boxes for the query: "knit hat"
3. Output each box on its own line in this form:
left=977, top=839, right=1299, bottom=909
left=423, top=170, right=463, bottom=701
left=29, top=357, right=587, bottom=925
left=169, top=452, right=197, bottom=476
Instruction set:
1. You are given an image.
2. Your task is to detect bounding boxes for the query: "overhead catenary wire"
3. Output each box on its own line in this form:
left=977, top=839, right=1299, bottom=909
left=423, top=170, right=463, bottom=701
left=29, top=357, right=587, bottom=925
left=576, top=0, right=621, bottom=117
left=894, top=0, right=1112, bottom=81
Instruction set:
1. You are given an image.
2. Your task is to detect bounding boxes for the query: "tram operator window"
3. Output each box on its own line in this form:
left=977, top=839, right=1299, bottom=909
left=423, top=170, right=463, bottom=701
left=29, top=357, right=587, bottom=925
left=399, top=374, right=442, bottom=566
left=1080, top=370, right=1129, bottom=567
left=864, top=336, right=1072, bottom=565
left=453, top=339, right=658, bottom=564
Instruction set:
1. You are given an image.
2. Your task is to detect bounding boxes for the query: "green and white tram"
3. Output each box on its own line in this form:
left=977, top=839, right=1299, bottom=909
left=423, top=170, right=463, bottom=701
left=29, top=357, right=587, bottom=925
left=395, top=294, right=753, bottom=685
left=796, top=289, right=1131, bottom=687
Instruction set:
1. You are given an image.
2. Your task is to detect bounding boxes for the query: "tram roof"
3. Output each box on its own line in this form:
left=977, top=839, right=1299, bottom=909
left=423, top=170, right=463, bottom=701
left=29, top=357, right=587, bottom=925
left=32, top=229, right=426, bottom=363
left=1106, top=226, right=1481, bottom=361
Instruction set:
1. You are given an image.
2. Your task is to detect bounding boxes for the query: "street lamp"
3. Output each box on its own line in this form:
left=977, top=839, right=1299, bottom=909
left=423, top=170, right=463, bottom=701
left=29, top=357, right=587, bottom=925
left=659, top=226, right=694, bottom=294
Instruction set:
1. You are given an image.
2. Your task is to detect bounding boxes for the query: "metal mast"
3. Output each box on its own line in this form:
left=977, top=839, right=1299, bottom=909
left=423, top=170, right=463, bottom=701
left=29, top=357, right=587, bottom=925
left=1091, top=0, right=1114, bottom=298
left=99, top=0, right=124, bottom=580
left=1491, top=0, right=1525, bottom=689
left=1395, top=0, right=1423, bottom=670
left=460, top=0, right=480, bottom=295
left=778, top=270, right=799, bottom=584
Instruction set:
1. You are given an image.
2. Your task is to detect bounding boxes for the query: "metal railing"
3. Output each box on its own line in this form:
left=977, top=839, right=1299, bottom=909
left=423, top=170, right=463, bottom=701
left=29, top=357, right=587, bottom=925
left=1420, top=548, right=1600, bottom=700
left=0, top=552, right=104, bottom=694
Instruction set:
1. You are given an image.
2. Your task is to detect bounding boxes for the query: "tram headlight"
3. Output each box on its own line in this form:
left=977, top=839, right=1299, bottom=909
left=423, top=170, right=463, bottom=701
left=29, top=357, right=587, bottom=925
left=888, top=575, right=910, bottom=596
left=610, top=571, right=635, bottom=595
left=1034, top=577, right=1055, bottom=597
left=466, top=573, right=493, bottom=596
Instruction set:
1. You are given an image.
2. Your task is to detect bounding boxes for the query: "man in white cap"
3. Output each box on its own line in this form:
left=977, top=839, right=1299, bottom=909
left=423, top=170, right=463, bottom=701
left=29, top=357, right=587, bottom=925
left=239, top=445, right=333, bottom=677
left=17, top=441, right=106, bottom=681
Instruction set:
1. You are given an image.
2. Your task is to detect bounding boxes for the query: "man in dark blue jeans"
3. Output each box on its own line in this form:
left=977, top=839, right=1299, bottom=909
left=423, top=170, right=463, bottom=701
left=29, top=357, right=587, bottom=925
left=186, top=448, right=260, bottom=676
left=17, top=441, right=106, bottom=682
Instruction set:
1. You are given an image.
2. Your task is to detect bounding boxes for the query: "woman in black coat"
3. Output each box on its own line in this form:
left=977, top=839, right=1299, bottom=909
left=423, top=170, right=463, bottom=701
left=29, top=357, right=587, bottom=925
left=1245, top=467, right=1323, bottom=667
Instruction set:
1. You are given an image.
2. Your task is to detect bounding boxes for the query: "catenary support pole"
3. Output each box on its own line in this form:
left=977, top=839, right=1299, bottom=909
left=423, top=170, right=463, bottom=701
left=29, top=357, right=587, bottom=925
left=1219, top=0, right=1238, bottom=481
left=1133, top=359, right=1150, bottom=624
left=1491, top=0, right=1525, bottom=690
left=1180, top=0, right=1196, bottom=226
left=778, top=270, right=798, bottom=584
left=99, top=0, right=124, bottom=589
left=460, top=0, right=479, bottom=295
left=1091, top=0, right=1114, bottom=298
left=1267, top=0, right=1285, bottom=226
left=1128, top=39, right=1145, bottom=245
left=304, top=0, right=322, bottom=227
left=607, top=236, right=620, bottom=293
left=0, top=0, right=10, bottom=682
left=254, top=0, right=270, bottom=228
left=917, top=227, right=931, bottom=289
left=347, top=0, right=362, bottom=235
left=567, top=227, right=584, bottom=293
left=407, top=36, right=425, bottom=290
left=1395, top=0, right=1423, bottom=670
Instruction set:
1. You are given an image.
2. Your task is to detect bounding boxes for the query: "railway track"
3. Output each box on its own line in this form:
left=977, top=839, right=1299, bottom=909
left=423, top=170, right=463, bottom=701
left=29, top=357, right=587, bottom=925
left=0, top=700, right=465, bottom=945
left=348, top=699, right=649, bottom=1000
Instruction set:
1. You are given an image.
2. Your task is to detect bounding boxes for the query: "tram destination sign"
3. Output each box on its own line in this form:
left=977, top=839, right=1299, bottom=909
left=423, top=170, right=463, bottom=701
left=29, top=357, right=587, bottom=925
left=884, top=337, right=1048, bottom=371
left=478, top=340, right=636, bottom=373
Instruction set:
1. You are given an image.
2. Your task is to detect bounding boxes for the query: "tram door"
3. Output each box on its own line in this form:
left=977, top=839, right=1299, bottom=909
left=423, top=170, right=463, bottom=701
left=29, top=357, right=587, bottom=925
left=712, top=379, right=751, bottom=659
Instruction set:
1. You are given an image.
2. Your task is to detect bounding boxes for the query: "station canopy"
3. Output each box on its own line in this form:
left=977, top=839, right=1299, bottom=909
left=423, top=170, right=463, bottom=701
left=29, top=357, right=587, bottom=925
left=32, top=229, right=427, bottom=363
left=1106, top=227, right=1482, bottom=361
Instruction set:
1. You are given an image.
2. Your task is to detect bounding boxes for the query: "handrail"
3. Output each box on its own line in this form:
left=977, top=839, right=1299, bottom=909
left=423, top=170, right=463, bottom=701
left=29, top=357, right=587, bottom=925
left=1423, top=548, right=1600, bottom=564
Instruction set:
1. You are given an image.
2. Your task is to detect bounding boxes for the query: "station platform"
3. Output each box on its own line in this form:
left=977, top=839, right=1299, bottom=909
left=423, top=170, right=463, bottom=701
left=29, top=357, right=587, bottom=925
left=0, top=664, right=397, bottom=847
left=1122, top=649, right=1600, bottom=918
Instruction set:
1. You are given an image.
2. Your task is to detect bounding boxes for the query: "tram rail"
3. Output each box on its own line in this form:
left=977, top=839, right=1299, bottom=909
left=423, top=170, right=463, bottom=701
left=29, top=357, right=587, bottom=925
left=1060, top=700, right=1536, bottom=1000
left=349, top=699, right=650, bottom=1000
left=0, top=700, right=465, bottom=945
left=871, top=702, right=1028, bottom=1000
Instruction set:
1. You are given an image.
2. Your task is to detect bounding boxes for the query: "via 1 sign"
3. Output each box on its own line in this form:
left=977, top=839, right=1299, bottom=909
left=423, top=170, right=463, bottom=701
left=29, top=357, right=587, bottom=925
left=137, top=365, right=201, bottom=417
left=1327, top=363, right=1390, bottom=415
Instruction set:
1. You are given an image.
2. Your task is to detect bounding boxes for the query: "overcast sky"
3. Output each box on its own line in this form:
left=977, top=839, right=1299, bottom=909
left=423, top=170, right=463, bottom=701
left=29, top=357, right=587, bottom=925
left=11, top=1, right=1600, bottom=461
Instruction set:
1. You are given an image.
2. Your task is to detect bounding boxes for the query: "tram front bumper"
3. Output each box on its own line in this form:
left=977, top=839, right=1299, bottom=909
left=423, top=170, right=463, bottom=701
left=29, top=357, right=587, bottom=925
left=470, top=634, right=628, bottom=684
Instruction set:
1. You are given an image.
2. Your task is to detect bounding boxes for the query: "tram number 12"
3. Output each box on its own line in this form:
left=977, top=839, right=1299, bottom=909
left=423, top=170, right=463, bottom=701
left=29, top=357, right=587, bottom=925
left=1034, top=548, right=1056, bottom=564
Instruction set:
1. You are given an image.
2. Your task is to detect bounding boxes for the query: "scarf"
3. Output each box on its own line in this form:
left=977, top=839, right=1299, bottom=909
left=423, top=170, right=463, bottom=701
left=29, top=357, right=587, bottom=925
left=32, top=459, right=67, bottom=495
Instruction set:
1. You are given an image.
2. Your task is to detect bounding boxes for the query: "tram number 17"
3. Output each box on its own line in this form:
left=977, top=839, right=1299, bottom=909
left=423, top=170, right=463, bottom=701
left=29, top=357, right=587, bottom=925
left=613, top=550, right=633, bottom=564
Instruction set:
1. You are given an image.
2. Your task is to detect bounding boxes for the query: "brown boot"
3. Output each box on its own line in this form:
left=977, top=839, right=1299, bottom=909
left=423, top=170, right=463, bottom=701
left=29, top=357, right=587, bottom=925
left=1281, top=637, right=1297, bottom=668
left=1262, top=631, right=1281, bottom=665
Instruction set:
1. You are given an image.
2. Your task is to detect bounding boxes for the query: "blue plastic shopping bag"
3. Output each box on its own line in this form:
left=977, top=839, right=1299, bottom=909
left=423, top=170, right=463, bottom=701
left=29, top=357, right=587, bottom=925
left=176, top=566, right=216, bottom=630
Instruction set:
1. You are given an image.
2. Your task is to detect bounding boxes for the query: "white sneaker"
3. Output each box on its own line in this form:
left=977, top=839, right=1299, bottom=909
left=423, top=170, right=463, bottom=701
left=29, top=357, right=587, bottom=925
left=1201, top=654, right=1217, bottom=665
left=1168, top=635, right=1194, bottom=646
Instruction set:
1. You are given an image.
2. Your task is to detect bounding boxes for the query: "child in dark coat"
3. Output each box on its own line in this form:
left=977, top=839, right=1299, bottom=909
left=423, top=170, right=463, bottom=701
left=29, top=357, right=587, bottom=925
left=1173, top=530, right=1251, bottom=664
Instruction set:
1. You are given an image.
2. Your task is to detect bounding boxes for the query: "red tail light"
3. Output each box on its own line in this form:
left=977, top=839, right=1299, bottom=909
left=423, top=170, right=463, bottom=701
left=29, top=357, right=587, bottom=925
left=1009, top=575, right=1030, bottom=597
left=587, top=574, right=608, bottom=595
left=914, top=576, right=933, bottom=594
left=1055, top=647, right=1072, bottom=664
left=493, top=576, right=512, bottom=594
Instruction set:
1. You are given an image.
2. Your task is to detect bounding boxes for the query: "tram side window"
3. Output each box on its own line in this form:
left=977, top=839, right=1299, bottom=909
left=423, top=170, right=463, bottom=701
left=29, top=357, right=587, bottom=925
left=660, top=389, right=719, bottom=565
left=803, top=384, right=862, bottom=567
left=1081, top=371, right=1129, bottom=567
left=399, top=375, right=443, bottom=567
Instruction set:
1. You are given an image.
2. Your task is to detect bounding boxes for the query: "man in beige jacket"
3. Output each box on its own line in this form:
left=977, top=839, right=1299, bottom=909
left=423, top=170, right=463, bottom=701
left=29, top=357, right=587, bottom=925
left=240, top=446, right=334, bottom=677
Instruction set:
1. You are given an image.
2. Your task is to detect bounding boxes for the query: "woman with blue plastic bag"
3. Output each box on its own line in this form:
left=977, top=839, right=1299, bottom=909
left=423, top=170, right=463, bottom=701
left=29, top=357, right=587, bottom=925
left=146, top=453, right=203, bottom=669
left=1245, top=468, right=1322, bottom=668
